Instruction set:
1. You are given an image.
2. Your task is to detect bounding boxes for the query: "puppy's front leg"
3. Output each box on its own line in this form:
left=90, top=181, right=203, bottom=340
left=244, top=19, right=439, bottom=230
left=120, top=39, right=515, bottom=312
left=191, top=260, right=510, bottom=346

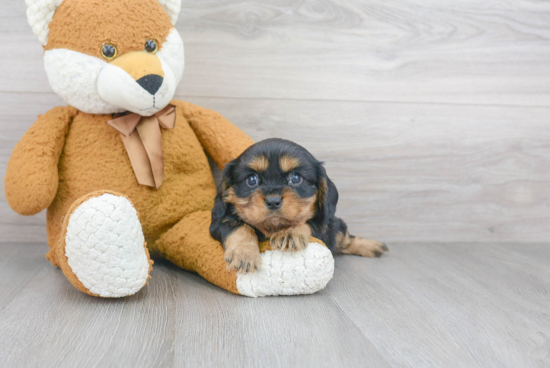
left=224, top=225, right=261, bottom=274
left=270, top=223, right=311, bottom=251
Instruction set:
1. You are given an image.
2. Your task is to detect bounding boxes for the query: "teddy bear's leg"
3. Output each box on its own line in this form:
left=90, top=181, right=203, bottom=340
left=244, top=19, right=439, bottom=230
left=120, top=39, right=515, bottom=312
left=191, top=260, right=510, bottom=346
left=153, top=211, right=335, bottom=297
left=52, top=191, right=153, bottom=298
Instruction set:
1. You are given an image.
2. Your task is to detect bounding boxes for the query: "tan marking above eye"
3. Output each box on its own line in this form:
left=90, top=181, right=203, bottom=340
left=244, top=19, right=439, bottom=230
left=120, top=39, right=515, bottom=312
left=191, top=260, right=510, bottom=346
left=248, top=155, right=269, bottom=172
left=279, top=155, right=301, bottom=172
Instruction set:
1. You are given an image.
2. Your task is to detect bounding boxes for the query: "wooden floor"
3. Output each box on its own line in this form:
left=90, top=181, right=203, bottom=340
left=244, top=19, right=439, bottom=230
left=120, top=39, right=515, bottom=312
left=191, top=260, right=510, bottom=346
left=0, top=243, right=548, bottom=368
left=1, top=0, right=550, bottom=367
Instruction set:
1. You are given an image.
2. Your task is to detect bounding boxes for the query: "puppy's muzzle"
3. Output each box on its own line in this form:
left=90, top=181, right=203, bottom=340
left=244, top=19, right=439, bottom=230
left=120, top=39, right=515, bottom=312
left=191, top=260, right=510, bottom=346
left=265, top=195, right=282, bottom=210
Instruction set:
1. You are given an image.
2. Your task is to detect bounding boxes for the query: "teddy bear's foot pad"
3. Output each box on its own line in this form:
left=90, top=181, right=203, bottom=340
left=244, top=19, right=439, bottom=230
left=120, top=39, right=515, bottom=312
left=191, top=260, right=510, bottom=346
left=64, top=193, right=151, bottom=298
left=236, top=242, right=334, bottom=297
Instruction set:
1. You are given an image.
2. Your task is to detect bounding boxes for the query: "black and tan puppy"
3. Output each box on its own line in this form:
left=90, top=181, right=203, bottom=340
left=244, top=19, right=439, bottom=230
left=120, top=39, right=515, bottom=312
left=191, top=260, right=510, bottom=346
left=210, top=138, right=388, bottom=274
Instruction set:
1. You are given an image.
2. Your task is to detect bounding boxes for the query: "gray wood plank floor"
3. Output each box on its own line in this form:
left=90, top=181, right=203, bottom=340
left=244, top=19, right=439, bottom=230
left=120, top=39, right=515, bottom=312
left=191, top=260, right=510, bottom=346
left=0, top=243, right=548, bottom=368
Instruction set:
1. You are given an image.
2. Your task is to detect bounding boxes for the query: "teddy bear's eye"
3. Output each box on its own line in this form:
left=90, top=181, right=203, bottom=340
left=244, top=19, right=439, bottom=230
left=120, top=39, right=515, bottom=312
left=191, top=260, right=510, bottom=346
left=145, top=39, right=158, bottom=53
left=101, top=43, right=118, bottom=60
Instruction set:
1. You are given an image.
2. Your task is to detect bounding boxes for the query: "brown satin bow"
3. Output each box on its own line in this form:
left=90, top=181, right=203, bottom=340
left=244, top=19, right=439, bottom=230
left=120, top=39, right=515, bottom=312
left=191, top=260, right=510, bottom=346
left=107, top=105, right=176, bottom=189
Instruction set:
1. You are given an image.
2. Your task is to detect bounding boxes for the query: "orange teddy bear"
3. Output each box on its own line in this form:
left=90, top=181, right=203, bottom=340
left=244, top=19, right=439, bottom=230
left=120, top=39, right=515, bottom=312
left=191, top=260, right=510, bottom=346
left=5, top=0, right=334, bottom=297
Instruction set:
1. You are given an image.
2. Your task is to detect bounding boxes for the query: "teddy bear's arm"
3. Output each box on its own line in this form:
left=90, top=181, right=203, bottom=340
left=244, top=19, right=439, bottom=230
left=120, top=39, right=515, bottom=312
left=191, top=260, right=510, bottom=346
left=5, top=106, right=77, bottom=216
left=175, top=101, right=254, bottom=168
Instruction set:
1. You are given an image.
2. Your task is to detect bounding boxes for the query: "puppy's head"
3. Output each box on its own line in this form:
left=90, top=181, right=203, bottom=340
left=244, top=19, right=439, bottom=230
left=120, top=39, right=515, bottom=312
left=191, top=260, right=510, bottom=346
left=218, top=138, right=338, bottom=236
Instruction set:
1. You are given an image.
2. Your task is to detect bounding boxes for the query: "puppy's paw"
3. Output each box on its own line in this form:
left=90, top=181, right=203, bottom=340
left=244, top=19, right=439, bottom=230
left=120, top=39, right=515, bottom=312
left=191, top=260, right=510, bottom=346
left=270, top=224, right=311, bottom=251
left=224, top=245, right=261, bottom=274
left=342, top=237, right=388, bottom=258
left=223, top=225, right=261, bottom=274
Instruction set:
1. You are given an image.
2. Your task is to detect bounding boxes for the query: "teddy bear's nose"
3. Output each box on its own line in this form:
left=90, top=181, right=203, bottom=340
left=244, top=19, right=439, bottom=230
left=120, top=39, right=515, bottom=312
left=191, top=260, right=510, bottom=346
left=136, top=74, right=164, bottom=95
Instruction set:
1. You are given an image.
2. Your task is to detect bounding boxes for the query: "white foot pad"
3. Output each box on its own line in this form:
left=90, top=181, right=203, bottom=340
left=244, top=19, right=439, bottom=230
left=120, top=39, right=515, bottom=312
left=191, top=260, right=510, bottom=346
left=65, top=194, right=150, bottom=298
left=236, top=242, right=334, bottom=297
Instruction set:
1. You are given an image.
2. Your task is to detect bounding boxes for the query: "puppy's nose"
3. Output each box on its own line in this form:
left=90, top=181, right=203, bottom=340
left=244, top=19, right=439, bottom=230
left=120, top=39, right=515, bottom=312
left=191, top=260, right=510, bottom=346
left=136, top=74, right=163, bottom=95
left=265, top=196, right=282, bottom=210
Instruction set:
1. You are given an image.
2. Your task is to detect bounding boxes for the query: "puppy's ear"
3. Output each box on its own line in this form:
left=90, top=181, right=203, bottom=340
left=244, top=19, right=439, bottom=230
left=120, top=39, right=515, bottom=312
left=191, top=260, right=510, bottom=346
left=220, top=160, right=237, bottom=194
left=316, top=164, right=339, bottom=223
left=210, top=160, right=237, bottom=242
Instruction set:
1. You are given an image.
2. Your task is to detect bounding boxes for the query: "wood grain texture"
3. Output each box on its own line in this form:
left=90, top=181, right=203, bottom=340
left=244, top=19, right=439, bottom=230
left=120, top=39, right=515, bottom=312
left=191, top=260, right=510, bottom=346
left=0, top=243, right=549, bottom=368
left=1, top=93, right=549, bottom=243
left=329, top=244, right=550, bottom=367
left=2, top=1, right=550, bottom=106
left=187, top=97, right=550, bottom=243
left=176, top=0, right=550, bottom=106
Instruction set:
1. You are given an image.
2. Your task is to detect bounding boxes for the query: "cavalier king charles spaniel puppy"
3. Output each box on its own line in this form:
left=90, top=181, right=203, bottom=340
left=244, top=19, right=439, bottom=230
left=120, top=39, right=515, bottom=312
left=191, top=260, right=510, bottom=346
left=210, top=138, right=388, bottom=274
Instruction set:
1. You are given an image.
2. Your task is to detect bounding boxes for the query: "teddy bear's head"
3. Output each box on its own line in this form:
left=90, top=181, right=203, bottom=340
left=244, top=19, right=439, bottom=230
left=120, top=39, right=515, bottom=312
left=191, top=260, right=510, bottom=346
left=27, top=0, right=184, bottom=116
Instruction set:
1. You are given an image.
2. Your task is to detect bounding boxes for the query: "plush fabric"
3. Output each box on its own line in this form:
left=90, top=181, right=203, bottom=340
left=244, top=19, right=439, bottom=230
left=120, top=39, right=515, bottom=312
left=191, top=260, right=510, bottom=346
left=55, top=190, right=153, bottom=297
left=42, top=0, right=183, bottom=115
left=26, top=0, right=64, bottom=45
left=236, top=242, right=335, bottom=297
left=27, top=0, right=180, bottom=46
left=97, top=54, right=177, bottom=116
left=45, top=0, right=173, bottom=57
left=156, top=0, right=181, bottom=25
left=5, top=100, right=260, bottom=296
left=154, top=210, right=332, bottom=297
left=7, top=0, right=335, bottom=297
left=157, top=29, right=185, bottom=84
left=44, top=49, right=123, bottom=114
left=5, top=105, right=77, bottom=216
left=43, top=1, right=184, bottom=115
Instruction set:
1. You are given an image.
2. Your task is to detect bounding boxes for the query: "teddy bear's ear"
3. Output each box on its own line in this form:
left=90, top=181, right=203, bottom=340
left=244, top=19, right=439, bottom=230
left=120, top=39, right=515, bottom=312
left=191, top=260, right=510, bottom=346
left=157, top=0, right=182, bottom=25
left=26, top=0, right=64, bottom=45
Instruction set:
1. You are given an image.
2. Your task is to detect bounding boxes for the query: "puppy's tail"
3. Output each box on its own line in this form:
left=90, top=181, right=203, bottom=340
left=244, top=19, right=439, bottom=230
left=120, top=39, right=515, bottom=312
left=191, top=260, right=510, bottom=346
left=334, top=218, right=388, bottom=258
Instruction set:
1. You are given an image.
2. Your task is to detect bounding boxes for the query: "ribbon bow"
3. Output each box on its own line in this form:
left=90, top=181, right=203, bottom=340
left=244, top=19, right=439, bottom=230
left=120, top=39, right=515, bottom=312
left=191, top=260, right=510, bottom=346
left=107, top=105, right=176, bottom=189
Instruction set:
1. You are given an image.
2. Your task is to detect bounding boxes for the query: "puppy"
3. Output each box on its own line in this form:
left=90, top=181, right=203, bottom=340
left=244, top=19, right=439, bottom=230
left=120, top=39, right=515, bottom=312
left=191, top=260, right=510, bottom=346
left=210, top=138, right=388, bottom=274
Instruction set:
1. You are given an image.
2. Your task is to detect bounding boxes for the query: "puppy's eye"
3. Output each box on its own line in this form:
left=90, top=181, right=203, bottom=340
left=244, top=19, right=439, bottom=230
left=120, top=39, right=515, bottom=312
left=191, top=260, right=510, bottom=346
left=101, top=43, right=118, bottom=60
left=289, top=172, right=302, bottom=185
left=145, top=39, right=158, bottom=53
left=246, top=174, right=259, bottom=187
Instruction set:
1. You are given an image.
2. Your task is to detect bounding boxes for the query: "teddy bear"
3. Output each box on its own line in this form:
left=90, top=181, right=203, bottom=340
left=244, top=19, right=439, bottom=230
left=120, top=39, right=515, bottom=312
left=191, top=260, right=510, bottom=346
left=5, top=0, right=334, bottom=298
